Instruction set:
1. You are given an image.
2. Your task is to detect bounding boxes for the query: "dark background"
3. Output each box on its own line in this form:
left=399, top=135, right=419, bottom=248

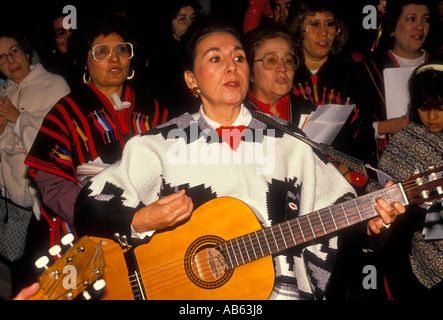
left=2, top=0, right=441, bottom=66
left=0, top=0, right=403, bottom=58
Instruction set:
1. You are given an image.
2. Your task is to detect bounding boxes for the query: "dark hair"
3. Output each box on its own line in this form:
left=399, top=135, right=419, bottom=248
left=244, top=24, right=302, bottom=77
left=289, top=0, right=348, bottom=55
left=382, top=0, right=432, bottom=50
left=180, top=16, right=244, bottom=72
left=408, top=63, right=443, bottom=124
left=71, top=13, right=138, bottom=75
left=0, top=30, right=33, bottom=64
left=45, top=6, right=73, bottom=48
left=169, top=0, right=202, bottom=21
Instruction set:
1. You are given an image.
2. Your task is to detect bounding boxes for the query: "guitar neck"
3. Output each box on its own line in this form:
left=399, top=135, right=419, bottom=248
left=218, top=183, right=409, bottom=270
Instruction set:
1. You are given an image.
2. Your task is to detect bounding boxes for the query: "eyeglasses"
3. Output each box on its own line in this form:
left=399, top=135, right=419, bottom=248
left=89, top=42, right=134, bottom=62
left=54, top=28, right=72, bottom=39
left=254, top=53, right=299, bottom=71
left=175, top=15, right=197, bottom=25
left=0, top=46, right=24, bottom=66
left=303, top=20, right=341, bottom=36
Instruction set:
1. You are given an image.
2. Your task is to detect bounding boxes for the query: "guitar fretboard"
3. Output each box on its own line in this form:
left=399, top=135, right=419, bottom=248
left=218, top=183, right=408, bottom=270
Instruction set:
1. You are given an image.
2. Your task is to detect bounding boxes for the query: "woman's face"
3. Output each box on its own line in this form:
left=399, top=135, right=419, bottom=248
left=172, top=5, right=196, bottom=41
left=393, top=4, right=430, bottom=58
left=0, top=36, right=31, bottom=84
left=418, top=106, right=443, bottom=134
left=301, top=11, right=337, bottom=64
left=185, top=32, right=249, bottom=111
left=87, top=33, right=131, bottom=91
left=251, top=37, right=295, bottom=103
left=272, top=0, right=292, bottom=25
left=53, top=16, right=72, bottom=54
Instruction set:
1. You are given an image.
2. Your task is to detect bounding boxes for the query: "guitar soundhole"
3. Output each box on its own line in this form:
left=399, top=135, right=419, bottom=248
left=184, top=236, right=233, bottom=289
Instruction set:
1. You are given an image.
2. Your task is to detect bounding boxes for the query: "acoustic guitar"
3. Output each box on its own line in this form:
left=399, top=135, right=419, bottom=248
left=90, top=166, right=443, bottom=300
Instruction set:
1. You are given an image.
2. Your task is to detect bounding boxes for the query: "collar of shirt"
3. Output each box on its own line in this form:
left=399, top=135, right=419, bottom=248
left=247, top=90, right=291, bottom=121
left=2, top=63, right=43, bottom=90
left=198, top=104, right=252, bottom=129
left=389, top=50, right=426, bottom=68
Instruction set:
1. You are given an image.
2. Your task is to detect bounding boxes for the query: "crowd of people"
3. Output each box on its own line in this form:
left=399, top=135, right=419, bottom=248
left=0, top=0, right=442, bottom=300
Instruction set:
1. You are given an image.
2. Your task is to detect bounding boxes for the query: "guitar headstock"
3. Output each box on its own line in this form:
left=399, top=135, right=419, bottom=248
left=33, top=235, right=105, bottom=300
left=403, top=166, right=443, bottom=206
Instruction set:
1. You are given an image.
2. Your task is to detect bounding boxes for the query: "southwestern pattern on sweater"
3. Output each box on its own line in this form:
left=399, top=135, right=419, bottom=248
left=75, top=108, right=356, bottom=299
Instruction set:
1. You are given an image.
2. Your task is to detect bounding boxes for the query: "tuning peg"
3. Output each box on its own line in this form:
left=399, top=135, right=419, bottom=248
left=80, top=279, right=106, bottom=300
left=65, top=292, right=74, bottom=299
left=61, top=233, right=75, bottom=247
left=48, top=245, right=62, bottom=259
left=428, top=168, right=443, bottom=196
left=429, top=171, right=443, bottom=203
left=81, top=291, right=92, bottom=300
left=113, top=233, right=132, bottom=248
left=93, top=279, right=106, bottom=291
left=35, top=256, right=50, bottom=270
left=414, top=170, right=431, bottom=203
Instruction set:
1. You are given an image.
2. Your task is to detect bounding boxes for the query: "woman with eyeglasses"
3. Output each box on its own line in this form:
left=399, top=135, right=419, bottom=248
left=24, top=13, right=169, bottom=247
left=285, top=0, right=372, bottom=190
left=0, top=30, right=70, bottom=268
left=243, top=24, right=312, bottom=126
left=38, top=9, right=77, bottom=90
left=290, top=0, right=352, bottom=126
left=171, top=0, right=200, bottom=41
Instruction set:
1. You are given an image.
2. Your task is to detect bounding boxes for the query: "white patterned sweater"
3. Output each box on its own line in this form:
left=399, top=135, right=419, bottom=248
left=74, top=105, right=356, bottom=299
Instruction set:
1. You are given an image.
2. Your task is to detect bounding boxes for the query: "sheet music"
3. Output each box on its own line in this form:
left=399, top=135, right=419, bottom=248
left=383, top=67, right=415, bottom=119
left=298, top=104, right=355, bottom=145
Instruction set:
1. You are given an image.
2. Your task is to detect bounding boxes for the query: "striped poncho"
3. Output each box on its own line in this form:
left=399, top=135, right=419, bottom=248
left=25, top=82, right=168, bottom=243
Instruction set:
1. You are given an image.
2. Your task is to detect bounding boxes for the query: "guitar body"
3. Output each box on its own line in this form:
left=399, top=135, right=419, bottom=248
left=91, top=197, right=275, bottom=300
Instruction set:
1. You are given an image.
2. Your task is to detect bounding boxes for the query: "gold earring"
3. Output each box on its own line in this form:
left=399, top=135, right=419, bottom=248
left=83, top=72, right=91, bottom=84
left=127, top=69, right=135, bottom=80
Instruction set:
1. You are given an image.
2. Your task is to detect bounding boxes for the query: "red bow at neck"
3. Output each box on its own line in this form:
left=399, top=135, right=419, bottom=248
left=215, top=125, right=247, bottom=151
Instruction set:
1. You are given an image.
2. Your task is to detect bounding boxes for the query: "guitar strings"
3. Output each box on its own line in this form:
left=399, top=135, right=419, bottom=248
left=127, top=179, right=432, bottom=298
left=130, top=182, right=414, bottom=296
left=128, top=181, right=422, bottom=297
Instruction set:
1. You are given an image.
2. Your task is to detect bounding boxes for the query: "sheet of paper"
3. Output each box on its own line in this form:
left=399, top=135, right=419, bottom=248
left=383, top=67, right=415, bottom=119
left=300, top=104, right=355, bottom=145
